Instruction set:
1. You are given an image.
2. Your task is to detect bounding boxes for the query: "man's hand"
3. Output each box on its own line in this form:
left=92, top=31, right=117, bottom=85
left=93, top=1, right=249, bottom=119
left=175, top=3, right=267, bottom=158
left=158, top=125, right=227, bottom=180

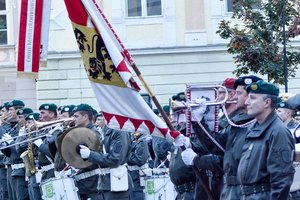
left=181, top=148, right=197, bottom=166
left=79, top=145, right=91, bottom=159
left=2, top=133, right=13, bottom=144
left=191, top=98, right=207, bottom=122
left=173, top=134, right=190, bottom=148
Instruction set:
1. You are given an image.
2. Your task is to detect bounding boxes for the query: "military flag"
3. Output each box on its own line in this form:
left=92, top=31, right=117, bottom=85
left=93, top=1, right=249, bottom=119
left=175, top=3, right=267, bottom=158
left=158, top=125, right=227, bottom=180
left=17, top=0, right=51, bottom=78
left=64, top=0, right=169, bottom=138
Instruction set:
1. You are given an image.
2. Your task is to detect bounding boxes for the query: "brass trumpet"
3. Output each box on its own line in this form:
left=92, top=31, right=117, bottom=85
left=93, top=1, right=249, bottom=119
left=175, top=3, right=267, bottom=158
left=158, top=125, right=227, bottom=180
left=0, top=117, right=75, bottom=149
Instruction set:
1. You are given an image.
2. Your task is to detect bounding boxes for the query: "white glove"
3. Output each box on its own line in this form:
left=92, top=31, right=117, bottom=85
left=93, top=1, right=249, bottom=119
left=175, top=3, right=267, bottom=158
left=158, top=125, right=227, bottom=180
left=2, top=133, right=13, bottom=144
left=18, top=127, right=26, bottom=136
left=173, top=134, right=190, bottom=148
left=79, top=145, right=91, bottom=159
left=49, top=124, right=63, bottom=134
left=33, top=139, right=43, bottom=147
left=181, top=148, right=197, bottom=166
left=191, top=98, right=207, bottom=122
left=166, top=151, right=171, bottom=161
left=46, top=134, right=55, bottom=143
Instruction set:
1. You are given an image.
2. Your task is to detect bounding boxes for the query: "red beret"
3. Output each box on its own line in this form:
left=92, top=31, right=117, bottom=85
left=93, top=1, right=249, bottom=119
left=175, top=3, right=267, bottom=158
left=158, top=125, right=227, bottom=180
left=222, top=78, right=236, bottom=90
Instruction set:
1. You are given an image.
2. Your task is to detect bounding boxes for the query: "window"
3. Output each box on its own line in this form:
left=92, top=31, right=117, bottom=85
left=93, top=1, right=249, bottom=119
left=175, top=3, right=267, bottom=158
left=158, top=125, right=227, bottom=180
left=127, top=0, right=162, bottom=17
left=226, top=0, right=261, bottom=12
left=0, top=0, right=7, bottom=45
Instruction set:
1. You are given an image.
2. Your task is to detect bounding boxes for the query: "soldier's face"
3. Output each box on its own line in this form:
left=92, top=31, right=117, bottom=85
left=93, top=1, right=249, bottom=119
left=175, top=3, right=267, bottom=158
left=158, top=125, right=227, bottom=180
left=276, top=108, right=292, bottom=123
left=73, top=112, right=87, bottom=127
left=0, top=107, right=8, bottom=117
left=234, top=86, right=248, bottom=110
left=8, top=107, right=18, bottom=118
left=95, top=116, right=105, bottom=128
left=17, top=115, right=26, bottom=126
left=39, top=110, right=54, bottom=122
left=245, top=93, right=269, bottom=119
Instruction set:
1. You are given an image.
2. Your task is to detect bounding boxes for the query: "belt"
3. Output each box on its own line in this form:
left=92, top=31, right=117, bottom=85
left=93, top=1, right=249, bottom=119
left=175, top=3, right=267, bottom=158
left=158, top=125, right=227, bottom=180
left=74, top=169, right=100, bottom=181
left=11, top=163, right=25, bottom=170
left=224, top=175, right=240, bottom=186
left=127, top=163, right=148, bottom=171
left=98, top=168, right=110, bottom=175
left=240, top=183, right=270, bottom=196
left=41, top=163, right=54, bottom=172
left=175, top=181, right=195, bottom=194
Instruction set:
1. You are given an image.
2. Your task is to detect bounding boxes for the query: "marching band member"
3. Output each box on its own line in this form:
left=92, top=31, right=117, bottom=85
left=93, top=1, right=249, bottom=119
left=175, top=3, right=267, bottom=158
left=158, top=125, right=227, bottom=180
left=0, top=102, right=10, bottom=200
left=127, top=132, right=149, bottom=200
left=79, top=108, right=133, bottom=200
left=168, top=92, right=198, bottom=200
left=1, top=100, right=26, bottom=200
left=179, top=75, right=261, bottom=199
left=23, top=113, right=42, bottom=200
left=71, top=104, right=102, bottom=200
left=33, top=104, right=57, bottom=183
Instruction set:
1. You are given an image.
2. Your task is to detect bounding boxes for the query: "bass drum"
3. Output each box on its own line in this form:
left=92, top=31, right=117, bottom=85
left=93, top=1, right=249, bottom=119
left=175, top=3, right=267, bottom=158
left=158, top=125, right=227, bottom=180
left=40, top=177, right=79, bottom=200
left=144, top=175, right=177, bottom=200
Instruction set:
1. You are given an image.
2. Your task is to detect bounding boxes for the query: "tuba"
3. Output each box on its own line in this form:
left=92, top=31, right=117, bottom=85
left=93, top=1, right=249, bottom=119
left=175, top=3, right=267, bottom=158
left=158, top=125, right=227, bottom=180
left=20, top=127, right=36, bottom=177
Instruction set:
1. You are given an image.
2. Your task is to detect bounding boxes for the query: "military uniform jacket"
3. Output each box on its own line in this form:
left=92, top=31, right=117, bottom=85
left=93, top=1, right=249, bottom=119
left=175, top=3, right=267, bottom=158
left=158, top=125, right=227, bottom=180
left=237, top=111, right=295, bottom=200
left=88, top=125, right=132, bottom=191
left=76, top=123, right=102, bottom=196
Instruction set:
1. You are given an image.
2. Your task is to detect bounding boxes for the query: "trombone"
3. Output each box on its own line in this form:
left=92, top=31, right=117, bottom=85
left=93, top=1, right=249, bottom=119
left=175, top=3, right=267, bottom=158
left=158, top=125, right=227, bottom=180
left=170, top=85, right=229, bottom=114
left=0, top=117, right=74, bottom=149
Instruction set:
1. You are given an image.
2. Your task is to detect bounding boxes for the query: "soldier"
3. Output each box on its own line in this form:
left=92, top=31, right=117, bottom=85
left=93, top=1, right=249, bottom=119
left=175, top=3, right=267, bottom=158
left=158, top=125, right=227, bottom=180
left=0, top=102, right=10, bottom=200
left=294, top=110, right=300, bottom=125
left=237, top=80, right=294, bottom=199
left=2, top=100, right=27, bottom=200
left=79, top=112, right=133, bottom=200
left=70, top=104, right=102, bottom=200
left=127, top=132, right=149, bottom=200
left=277, top=100, right=298, bottom=131
left=33, top=104, right=58, bottom=183
left=180, top=75, right=262, bottom=200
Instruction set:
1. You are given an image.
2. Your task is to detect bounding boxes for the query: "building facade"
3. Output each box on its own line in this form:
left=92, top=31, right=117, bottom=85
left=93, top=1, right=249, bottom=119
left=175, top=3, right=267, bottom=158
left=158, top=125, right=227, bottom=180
left=0, top=0, right=299, bottom=110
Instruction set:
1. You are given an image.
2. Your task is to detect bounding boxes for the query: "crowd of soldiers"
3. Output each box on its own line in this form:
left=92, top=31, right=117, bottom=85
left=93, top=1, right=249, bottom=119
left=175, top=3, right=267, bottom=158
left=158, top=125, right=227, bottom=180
left=0, top=75, right=299, bottom=200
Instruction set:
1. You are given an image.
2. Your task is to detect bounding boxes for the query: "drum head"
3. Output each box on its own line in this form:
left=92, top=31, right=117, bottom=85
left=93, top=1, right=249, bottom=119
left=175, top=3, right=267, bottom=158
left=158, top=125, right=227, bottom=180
left=58, top=127, right=101, bottom=169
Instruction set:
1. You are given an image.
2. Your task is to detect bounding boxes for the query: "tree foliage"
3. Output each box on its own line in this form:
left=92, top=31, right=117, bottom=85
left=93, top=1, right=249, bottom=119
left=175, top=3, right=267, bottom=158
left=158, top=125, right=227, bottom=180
left=216, top=0, right=300, bottom=84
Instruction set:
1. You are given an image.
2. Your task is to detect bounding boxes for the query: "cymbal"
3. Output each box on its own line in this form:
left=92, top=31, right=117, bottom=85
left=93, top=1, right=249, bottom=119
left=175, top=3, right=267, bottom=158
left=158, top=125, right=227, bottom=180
left=58, top=127, right=101, bottom=169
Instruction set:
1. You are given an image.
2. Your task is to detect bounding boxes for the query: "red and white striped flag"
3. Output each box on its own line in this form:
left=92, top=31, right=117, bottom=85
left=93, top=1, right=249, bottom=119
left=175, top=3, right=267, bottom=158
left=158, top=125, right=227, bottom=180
left=64, top=0, right=170, bottom=138
left=17, top=0, right=51, bottom=78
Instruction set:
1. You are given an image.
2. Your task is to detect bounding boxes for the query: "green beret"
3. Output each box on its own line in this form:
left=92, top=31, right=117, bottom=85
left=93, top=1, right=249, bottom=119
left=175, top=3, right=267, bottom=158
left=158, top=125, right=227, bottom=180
left=17, top=107, right=33, bottom=116
left=8, top=100, right=25, bottom=108
left=234, top=75, right=262, bottom=89
left=39, top=103, right=58, bottom=112
left=163, top=105, right=170, bottom=114
left=61, top=105, right=75, bottom=114
left=277, top=101, right=292, bottom=109
left=246, top=80, right=279, bottom=96
left=73, top=104, right=93, bottom=113
left=92, top=108, right=98, bottom=117
left=0, top=102, right=9, bottom=110
left=25, top=113, right=40, bottom=121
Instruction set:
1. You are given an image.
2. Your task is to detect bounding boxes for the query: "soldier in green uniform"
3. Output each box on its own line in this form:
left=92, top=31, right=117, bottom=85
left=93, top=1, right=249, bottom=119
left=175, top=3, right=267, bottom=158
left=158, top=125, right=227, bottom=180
left=0, top=102, right=10, bottom=200
left=79, top=108, right=133, bottom=200
left=237, top=80, right=295, bottom=199
left=277, top=100, right=298, bottom=131
left=71, top=104, right=102, bottom=200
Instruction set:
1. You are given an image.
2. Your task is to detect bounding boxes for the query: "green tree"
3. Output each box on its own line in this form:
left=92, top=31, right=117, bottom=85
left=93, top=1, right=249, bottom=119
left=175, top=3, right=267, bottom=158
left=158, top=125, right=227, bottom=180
left=216, top=0, right=300, bottom=84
